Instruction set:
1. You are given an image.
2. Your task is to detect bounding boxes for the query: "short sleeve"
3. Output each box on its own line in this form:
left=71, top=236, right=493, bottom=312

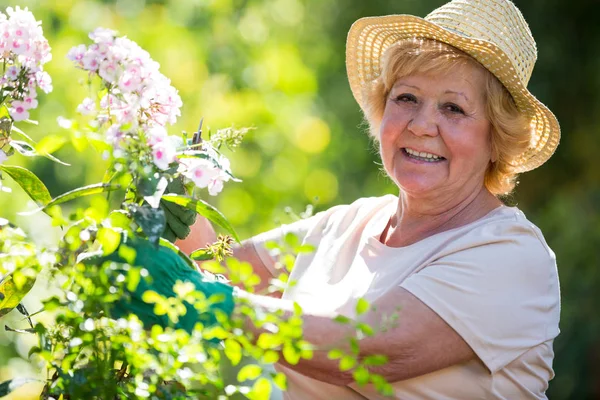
left=400, top=220, right=560, bottom=373
left=248, top=206, right=343, bottom=277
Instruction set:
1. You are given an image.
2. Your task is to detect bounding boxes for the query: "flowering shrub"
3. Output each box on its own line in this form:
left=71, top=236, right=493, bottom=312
left=0, top=7, right=395, bottom=400
left=0, top=6, right=52, bottom=122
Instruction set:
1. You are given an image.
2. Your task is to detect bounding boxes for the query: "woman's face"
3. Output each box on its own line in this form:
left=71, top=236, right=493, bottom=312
left=379, top=62, right=493, bottom=200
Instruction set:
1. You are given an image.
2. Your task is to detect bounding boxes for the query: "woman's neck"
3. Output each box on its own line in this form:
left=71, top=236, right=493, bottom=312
left=382, top=186, right=502, bottom=247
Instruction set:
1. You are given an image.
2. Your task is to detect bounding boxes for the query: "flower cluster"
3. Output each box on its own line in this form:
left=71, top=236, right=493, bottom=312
left=0, top=6, right=52, bottom=121
left=68, top=28, right=238, bottom=196
left=68, top=27, right=182, bottom=128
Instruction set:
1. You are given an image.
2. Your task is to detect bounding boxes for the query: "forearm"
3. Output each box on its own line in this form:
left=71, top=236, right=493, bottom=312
left=234, top=291, right=357, bottom=385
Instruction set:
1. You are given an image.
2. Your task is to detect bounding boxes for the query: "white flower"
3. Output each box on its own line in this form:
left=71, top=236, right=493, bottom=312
left=98, top=59, right=118, bottom=83
left=151, top=138, right=177, bottom=170
left=6, top=65, right=19, bottom=81
left=146, top=125, right=168, bottom=146
left=82, top=51, right=101, bottom=71
left=0, top=149, right=8, bottom=164
left=179, top=158, right=219, bottom=189
left=105, top=124, right=124, bottom=148
left=66, top=44, right=86, bottom=63
left=9, top=100, right=29, bottom=121
left=89, top=27, right=117, bottom=44
left=76, top=97, right=96, bottom=115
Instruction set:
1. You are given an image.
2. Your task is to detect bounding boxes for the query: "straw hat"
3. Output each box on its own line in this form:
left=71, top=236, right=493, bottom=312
left=346, top=0, right=560, bottom=172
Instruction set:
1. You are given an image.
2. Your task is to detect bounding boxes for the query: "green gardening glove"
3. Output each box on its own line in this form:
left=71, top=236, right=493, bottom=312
left=159, top=178, right=197, bottom=242
left=88, top=236, right=235, bottom=333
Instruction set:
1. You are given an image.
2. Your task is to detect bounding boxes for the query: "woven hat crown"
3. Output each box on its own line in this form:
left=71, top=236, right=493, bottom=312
left=425, top=0, right=537, bottom=86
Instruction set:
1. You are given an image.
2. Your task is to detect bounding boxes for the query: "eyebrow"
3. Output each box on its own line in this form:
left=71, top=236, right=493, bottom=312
left=393, top=84, right=471, bottom=103
left=444, top=90, right=470, bottom=102
left=393, top=83, right=420, bottom=90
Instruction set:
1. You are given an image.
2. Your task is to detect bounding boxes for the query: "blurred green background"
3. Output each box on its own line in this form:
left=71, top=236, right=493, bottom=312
left=0, top=0, right=598, bottom=398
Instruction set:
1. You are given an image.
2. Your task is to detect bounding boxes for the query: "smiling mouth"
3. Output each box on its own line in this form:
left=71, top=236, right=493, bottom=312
left=402, top=148, right=446, bottom=162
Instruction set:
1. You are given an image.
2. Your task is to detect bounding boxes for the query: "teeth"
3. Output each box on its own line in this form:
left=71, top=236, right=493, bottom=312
left=405, top=148, right=442, bottom=161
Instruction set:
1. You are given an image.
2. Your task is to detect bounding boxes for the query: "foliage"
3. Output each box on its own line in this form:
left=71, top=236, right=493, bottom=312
left=0, top=6, right=398, bottom=400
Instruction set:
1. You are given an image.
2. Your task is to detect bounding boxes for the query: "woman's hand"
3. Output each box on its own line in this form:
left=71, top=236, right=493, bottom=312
left=160, top=177, right=197, bottom=242
left=177, top=219, right=280, bottom=295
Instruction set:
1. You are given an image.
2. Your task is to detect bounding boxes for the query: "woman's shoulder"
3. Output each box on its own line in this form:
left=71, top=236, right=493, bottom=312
left=440, top=205, right=557, bottom=273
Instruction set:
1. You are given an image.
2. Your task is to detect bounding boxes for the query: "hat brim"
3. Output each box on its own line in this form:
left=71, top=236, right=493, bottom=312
left=346, top=14, right=560, bottom=172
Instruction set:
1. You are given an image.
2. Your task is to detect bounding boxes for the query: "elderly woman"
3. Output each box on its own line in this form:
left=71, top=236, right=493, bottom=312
left=116, top=0, right=561, bottom=398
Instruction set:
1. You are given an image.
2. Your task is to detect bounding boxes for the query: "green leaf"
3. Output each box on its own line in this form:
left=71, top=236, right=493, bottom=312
left=293, top=302, right=302, bottom=315
left=334, top=315, right=351, bottom=324
left=350, top=338, right=360, bottom=355
left=0, top=377, right=40, bottom=397
left=199, top=260, right=226, bottom=274
left=283, top=232, right=299, bottom=247
left=271, top=372, right=287, bottom=391
left=9, top=140, right=36, bottom=156
left=224, top=338, right=242, bottom=366
left=282, top=342, right=300, bottom=365
left=161, top=194, right=240, bottom=242
left=97, top=227, right=121, bottom=256
left=327, top=349, right=344, bottom=360
left=190, top=248, right=213, bottom=261
left=356, top=322, right=375, bottom=337
left=356, top=298, right=369, bottom=316
left=352, top=366, right=370, bottom=386
left=130, top=204, right=166, bottom=247
left=35, top=134, right=68, bottom=155
left=247, top=377, right=271, bottom=400
left=19, top=183, right=120, bottom=216
left=339, top=355, right=356, bottom=371
left=0, top=275, right=35, bottom=318
left=363, top=354, right=388, bottom=366
left=0, top=165, right=51, bottom=206
left=237, top=364, right=262, bottom=382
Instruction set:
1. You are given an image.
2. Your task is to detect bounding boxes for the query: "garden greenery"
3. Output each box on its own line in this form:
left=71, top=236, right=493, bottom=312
left=0, top=7, right=395, bottom=399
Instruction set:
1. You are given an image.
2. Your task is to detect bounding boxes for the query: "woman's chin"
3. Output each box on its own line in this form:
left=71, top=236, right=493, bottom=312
left=394, top=175, right=443, bottom=197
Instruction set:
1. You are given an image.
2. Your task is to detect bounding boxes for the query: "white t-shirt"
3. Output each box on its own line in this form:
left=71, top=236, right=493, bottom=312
left=250, top=195, right=560, bottom=400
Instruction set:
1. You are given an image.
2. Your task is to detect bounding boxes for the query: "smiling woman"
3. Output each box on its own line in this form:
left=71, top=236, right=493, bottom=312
left=364, top=38, right=531, bottom=196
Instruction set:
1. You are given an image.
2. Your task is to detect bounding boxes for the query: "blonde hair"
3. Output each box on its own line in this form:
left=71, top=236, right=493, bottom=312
left=361, top=38, right=531, bottom=196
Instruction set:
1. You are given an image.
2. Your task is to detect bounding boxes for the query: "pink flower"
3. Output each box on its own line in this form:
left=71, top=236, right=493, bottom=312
left=34, top=70, right=52, bottom=93
left=9, top=100, right=30, bottom=121
left=98, top=60, right=118, bottom=83
left=6, top=65, right=19, bottom=81
left=151, top=139, right=177, bottom=170
left=22, top=95, right=37, bottom=109
left=146, top=125, right=168, bottom=146
left=118, top=70, right=142, bottom=93
left=76, top=97, right=96, bottom=115
left=105, top=124, right=124, bottom=148
left=89, top=27, right=117, bottom=44
left=82, top=51, right=100, bottom=71
left=208, top=178, right=224, bottom=196
left=179, top=158, right=220, bottom=190
left=67, top=44, right=87, bottom=65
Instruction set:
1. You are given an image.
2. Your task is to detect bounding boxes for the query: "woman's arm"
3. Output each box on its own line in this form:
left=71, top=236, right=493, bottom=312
left=176, top=217, right=279, bottom=295
left=237, top=287, right=476, bottom=385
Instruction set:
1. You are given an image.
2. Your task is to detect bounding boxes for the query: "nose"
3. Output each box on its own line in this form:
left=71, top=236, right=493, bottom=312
left=408, top=103, right=439, bottom=137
